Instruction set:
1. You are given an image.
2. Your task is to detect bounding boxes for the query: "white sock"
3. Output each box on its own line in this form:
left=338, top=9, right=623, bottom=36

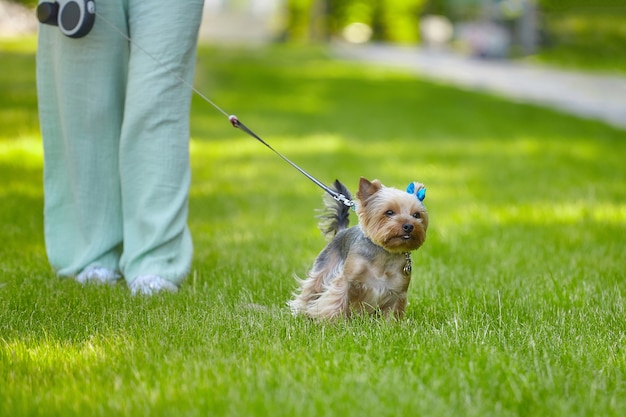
left=76, top=266, right=121, bottom=284
left=129, top=275, right=178, bottom=296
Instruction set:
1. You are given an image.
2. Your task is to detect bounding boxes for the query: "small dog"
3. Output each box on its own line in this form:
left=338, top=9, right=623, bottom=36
left=289, top=177, right=428, bottom=319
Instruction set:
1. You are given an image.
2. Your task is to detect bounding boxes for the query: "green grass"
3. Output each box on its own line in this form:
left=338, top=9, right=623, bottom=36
left=1, top=36, right=625, bottom=416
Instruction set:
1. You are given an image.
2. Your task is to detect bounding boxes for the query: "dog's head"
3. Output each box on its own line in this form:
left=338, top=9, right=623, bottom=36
left=356, top=177, right=428, bottom=253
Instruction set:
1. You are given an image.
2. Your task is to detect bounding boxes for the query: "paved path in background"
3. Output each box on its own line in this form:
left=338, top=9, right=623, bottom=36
left=333, top=43, right=626, bottom=130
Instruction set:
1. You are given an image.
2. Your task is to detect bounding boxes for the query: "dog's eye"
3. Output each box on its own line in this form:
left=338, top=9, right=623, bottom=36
left=385, top=210, right=394, bottom=217
left=413, top=212, right=421, bottom=219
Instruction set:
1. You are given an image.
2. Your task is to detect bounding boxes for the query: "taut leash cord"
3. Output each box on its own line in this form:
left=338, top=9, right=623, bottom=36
left=94, top=10, right=355, bottom=208
left=227, top=115, right=354, bottom=207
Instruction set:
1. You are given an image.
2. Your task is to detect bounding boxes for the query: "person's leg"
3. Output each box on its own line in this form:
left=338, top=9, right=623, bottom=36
left=36, top=0, right=129, bottom=279
left=119, top=0, right=204, bottom=287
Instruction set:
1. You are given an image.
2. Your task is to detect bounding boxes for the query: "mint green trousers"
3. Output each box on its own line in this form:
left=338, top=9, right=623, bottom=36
left=36, top=0, right=204, bottom=285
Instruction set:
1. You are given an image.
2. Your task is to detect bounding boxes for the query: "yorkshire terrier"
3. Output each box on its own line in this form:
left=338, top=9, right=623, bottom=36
left=289, top=177, right=428, bottom=319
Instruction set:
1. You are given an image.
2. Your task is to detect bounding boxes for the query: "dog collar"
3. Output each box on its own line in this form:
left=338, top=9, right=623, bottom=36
left=403, top=253, right=412, bottom=276
left=361, top=234, right=414, bottom=274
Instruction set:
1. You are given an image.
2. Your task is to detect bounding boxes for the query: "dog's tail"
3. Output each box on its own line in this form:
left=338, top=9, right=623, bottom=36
left=317, top=179, right=352, bottom=240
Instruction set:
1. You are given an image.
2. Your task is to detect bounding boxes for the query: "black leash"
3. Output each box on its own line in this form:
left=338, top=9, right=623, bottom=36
left=227, top=116, right=355, bottom=207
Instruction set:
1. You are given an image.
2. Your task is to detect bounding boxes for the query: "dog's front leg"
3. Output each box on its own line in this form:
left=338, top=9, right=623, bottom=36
left=383, top=295, right=407, bottom=320
left=393, top=296, right=408, bottom=319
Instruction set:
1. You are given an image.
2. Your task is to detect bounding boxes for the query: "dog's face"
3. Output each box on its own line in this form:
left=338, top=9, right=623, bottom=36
left=356, top=177, right=428, bottom=253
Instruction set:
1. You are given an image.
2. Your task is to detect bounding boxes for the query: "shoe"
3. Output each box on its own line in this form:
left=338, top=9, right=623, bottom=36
left=129, top=275, right=178, bottom=296
left=76, top=266, right=121, bottom=284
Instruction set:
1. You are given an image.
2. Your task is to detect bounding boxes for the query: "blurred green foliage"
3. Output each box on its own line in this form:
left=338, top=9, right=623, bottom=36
left=419, top=0, right=626, bottom=71
left=536, top=0, right=626, bottom=72
left=286, top=0, right=427, bottom=43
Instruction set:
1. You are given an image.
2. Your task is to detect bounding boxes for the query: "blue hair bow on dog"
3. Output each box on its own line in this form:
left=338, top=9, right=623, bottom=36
left=406, top=182, right=426, bottom=203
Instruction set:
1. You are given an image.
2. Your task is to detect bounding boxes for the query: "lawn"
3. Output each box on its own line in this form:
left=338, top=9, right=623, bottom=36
left=1, top=36, right=625, bottom=416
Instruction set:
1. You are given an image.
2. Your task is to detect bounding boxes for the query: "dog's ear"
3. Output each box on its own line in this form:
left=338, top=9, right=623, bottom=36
left=357, top=177, right=383, bottom=204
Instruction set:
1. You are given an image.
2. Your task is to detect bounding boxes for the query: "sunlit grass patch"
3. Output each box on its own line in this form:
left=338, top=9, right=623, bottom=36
left=0, top=136, right=43, bottom=167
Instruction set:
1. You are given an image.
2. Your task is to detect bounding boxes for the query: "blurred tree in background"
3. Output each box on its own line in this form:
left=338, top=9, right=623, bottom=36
left=286, top=0, right=427, bottom=43
left=285, top=0, right=625, bottom=70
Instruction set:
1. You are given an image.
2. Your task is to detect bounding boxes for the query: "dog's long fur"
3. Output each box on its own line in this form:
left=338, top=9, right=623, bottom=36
left=289, top=177, right=428, bottom=320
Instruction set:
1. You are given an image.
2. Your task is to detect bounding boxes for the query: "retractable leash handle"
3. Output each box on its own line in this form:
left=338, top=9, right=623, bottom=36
left=37, top=0, right=96, bottom=38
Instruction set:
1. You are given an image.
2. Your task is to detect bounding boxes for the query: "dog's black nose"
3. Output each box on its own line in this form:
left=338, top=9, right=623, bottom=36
left=402, top=223, right=414, bottom=233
